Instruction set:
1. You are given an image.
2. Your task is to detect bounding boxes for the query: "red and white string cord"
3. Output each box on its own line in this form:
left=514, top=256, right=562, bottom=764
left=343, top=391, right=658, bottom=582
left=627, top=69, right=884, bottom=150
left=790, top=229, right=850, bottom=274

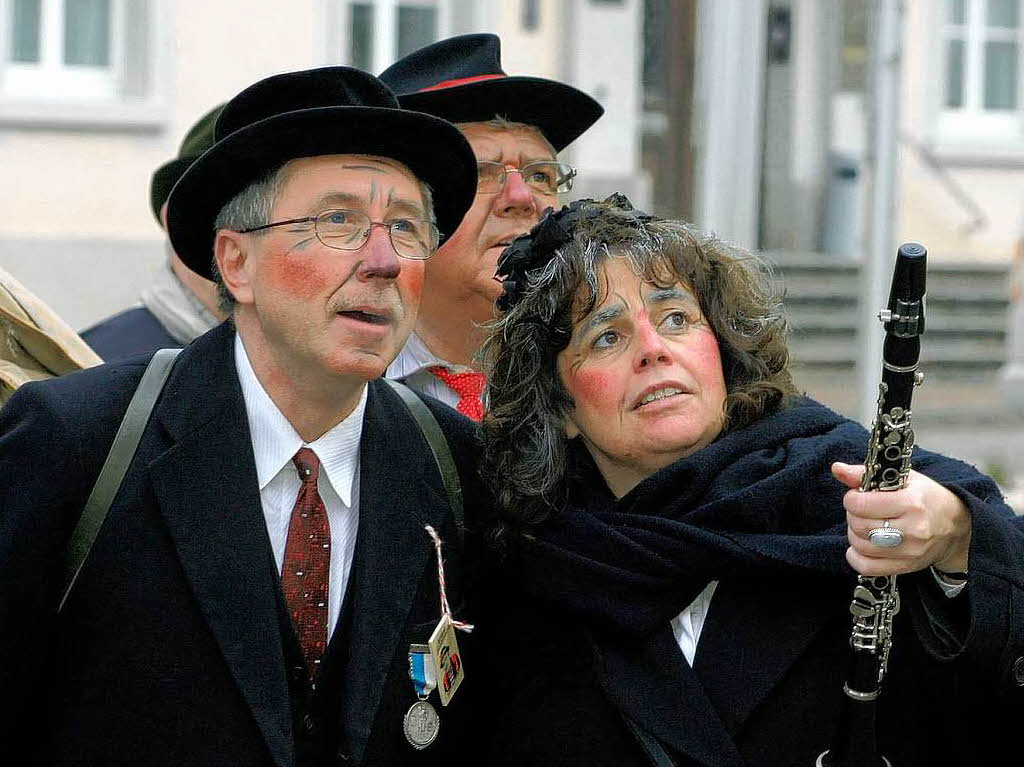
left=425, top=525, right=474, bottom=633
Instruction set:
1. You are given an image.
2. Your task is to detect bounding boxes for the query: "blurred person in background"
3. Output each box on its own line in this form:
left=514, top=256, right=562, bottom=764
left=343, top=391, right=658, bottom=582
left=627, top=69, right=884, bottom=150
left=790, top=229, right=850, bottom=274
left=379, top=33, right=603, bottom=420
left=80, top=104, right=226, bottom=361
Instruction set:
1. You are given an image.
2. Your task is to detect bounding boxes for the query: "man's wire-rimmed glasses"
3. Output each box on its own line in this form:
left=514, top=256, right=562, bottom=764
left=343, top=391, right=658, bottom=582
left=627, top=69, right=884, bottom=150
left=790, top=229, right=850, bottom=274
left=476, top=161, right=576, bottom=196
left=239, top=209, right=441, bottom=260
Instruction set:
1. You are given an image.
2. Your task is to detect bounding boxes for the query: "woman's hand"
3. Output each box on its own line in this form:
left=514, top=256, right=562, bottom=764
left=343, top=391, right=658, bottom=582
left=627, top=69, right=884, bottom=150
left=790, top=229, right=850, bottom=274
left=831, top=462, right=972, bottom=577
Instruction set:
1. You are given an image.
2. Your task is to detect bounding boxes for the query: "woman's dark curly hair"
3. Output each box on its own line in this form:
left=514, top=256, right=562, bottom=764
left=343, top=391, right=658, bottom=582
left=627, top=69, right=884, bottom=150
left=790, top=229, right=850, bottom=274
left=478, top=195, right=797, bottom=528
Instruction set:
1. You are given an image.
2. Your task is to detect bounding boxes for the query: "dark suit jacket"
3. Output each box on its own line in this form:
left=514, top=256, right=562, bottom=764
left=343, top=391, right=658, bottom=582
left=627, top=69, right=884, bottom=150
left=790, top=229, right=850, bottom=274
left=80, top=305, right=181, bottom=362
left=0, top=322, right=490, bottom=767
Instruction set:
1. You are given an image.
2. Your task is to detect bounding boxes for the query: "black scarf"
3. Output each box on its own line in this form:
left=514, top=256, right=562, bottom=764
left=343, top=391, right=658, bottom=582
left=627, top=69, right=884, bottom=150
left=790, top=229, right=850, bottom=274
left=513, top=397, right=979, bottom=640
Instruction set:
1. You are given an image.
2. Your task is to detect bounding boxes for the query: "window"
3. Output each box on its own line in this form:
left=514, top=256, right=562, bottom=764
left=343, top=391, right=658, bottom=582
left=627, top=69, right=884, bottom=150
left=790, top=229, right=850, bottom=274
left=640, top=0, right=697, bottom=219
left=0, top=0, right=169, bottom=127
left=350, top=3, right=374, bottom=71
left=839, top=0, right=869, bottom=92
left=347, top=0, right=439, bottom=72
left=521, top=0, right=539, bottom=31
left=396, top=4, right=435, bottom=58
left=939, top=0, right=1024, bottom=144
left=5, top=0, right=119, bottom=100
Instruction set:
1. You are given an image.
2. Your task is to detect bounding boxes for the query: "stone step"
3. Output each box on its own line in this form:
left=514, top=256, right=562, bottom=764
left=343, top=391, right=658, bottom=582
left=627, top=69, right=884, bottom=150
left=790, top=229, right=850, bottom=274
left=791, top=368, right=1019, bottom=428
left=763, top=250, right=1009, bottom=277
left=764, top=252, right=1009, bottom=297
left=784, top=311, right=1007, bottom=335
left=757, top=253, right=1012, bottom=372
left=775, top=272, right=1008, bottom=302
left=768, top=256, right=1021, bottom=485
left=788, top=337, right=1005, bottom=369
left=753, top=253, right=1015, bottom=423
left=784, top=296, right=1007, bottom=313
left=769, top=263, right=1009, bottom=283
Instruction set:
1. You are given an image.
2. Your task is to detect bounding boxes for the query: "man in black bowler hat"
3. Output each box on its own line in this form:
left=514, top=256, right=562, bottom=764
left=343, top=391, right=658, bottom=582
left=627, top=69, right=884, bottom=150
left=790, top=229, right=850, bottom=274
left=380, top=33, right=603, bottom=420
left=0, top=66, right=487, bottom=766
left=81, top=103, right=227, bottom=361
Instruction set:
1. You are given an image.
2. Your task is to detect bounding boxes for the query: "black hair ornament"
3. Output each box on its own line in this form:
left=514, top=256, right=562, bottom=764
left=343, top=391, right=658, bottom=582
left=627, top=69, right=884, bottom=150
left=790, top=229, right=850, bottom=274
left=494, top=193, right=655, bottom=312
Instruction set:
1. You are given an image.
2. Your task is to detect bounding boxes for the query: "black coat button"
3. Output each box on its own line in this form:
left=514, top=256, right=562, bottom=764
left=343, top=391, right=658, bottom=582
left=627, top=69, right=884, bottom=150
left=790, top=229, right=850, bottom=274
left=1013, top=656, right=1024, bottom=686
left=336, top=752, right=350, bottom=764
left=290, top=665, right=306, bottom=684
left=302, top=714, right=319, bottom=733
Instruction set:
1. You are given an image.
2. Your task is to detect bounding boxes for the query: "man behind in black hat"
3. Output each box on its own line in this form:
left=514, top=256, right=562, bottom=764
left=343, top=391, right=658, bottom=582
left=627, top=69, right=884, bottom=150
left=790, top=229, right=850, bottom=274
left=81, top=104, right=226, bottom=361
left=381, top=34, right=603, bottom=420
left=0, top=67, right=487, bottom=766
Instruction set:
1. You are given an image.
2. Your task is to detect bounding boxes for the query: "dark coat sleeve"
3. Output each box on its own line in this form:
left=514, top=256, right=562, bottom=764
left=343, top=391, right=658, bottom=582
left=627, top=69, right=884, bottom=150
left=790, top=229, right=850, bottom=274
left=0, top=361, right=146, bottom=744
left=847, top=442, right=1024, bottom=744
left=908, top=451, right=1024, bottom=663
left=823, top=421, right=1024, bottom=698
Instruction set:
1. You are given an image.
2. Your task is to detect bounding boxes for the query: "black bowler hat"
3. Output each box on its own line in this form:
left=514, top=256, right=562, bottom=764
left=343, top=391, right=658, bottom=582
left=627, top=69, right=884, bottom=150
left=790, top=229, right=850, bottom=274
left=379, top=34, right=603, bottom=152
left=149, top=103, right=223, bottom=225
left=167, top=66, right=477, bottom=279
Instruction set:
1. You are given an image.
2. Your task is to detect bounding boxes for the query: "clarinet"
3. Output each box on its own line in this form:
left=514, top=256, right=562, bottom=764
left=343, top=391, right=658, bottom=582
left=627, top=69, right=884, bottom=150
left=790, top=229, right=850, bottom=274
left=816, top=243, right=927, bottom=767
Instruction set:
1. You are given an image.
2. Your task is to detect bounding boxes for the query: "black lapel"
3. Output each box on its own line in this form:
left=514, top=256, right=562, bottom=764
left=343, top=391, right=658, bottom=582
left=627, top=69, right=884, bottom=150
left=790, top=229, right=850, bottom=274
left=590, top=628, right=746, bottom=767
left=148, top=324, right=294, bottom=767
left=339, top=380, right=448, bottom=765
left=693, top=575, right=846, bottom=737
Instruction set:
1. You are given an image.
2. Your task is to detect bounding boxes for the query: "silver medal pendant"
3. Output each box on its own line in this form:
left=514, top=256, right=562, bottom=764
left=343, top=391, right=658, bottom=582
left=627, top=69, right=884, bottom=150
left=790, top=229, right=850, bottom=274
left=403, top=699, right=440, bottom=750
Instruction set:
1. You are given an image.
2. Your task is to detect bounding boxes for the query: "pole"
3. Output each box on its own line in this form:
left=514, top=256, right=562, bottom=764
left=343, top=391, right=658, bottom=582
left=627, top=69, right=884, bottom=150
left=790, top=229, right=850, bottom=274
left=858, top=0, right=903, bottom=427
left=371, top=0, right=397, bottom=73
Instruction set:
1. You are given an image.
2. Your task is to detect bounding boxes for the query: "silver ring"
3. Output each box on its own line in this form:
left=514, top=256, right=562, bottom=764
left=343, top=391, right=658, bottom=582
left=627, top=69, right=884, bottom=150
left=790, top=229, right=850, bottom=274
left=867, top=519, right=905, bottom=548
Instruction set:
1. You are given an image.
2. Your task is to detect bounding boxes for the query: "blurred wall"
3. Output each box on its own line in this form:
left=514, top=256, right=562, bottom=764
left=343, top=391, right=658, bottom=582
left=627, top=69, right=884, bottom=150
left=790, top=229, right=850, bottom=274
left=899, top=0, right=1024, bottom=262
left=0, top=0, right=639, bottom=330
left=0, top=0, right=321, bottom=329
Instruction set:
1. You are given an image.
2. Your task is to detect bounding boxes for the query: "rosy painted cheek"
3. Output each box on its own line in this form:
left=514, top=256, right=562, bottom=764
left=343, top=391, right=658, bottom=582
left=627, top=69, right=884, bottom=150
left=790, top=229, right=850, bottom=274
left=691, top=328, right=723, bottom=365
left=686, top=328, right=727, bottom=394
left=567, top=366, right=618, bottom=414
left=264, top=253, right=329, bottom=299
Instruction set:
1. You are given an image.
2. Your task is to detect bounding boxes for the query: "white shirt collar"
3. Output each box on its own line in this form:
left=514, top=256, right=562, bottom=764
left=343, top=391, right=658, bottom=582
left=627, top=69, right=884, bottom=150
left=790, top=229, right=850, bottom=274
left=386, top=331, right=475, bottom=377
left=234, top=333, right=366, bottom=506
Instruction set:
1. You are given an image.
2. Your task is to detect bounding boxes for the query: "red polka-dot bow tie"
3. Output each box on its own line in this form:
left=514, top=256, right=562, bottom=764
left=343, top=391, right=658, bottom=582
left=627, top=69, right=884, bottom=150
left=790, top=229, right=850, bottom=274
left=428, top=365, right=487, bottom=421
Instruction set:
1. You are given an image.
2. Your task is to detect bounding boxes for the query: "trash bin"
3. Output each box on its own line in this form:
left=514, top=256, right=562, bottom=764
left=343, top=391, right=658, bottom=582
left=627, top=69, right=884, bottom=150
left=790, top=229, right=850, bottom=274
left=822, top=151, right=861, bottom=259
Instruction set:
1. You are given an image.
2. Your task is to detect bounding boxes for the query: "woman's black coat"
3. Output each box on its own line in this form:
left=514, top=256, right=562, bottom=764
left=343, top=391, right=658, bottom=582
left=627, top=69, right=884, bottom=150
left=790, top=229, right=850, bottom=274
left=480, top=399, right=1024, bottom=767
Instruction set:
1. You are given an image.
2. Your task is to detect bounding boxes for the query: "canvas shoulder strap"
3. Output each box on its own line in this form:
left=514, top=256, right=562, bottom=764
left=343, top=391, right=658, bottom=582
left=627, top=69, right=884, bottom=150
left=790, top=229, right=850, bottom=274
left=383, top=378, right=465, bottom=543
left=60, top=347, right=182, bottom=611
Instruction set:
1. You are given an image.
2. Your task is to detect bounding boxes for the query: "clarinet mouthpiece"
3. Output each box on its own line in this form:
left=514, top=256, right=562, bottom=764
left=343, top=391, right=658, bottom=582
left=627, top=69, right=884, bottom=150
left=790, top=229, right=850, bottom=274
left=884, top=243, right=927, bottom=337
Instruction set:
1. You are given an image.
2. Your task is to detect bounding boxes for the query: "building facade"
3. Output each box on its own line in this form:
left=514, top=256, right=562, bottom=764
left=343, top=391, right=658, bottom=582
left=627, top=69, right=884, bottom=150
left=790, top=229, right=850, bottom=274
left=3, top=0, right=1023, bottom=331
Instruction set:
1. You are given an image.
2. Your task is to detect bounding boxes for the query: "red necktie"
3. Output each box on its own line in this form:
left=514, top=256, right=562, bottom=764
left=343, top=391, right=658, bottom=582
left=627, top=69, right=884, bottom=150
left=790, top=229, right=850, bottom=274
left=280, top=448, right=331, bottom=680
left=427, top=366, right=487, bottom=421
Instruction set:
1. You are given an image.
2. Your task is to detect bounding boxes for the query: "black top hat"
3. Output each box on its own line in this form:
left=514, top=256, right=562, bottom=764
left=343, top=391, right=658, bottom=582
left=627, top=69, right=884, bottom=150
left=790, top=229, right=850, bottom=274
left=379, top=34, right=603, bottom=152
left=149, top=103, right=224, bottom=225
left=166, top=66, right=477, bottom=279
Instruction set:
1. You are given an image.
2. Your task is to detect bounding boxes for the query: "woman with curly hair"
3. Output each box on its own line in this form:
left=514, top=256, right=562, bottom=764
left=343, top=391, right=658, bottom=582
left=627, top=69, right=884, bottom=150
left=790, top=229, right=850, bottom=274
left=477, top=195, right=1022, bottom=766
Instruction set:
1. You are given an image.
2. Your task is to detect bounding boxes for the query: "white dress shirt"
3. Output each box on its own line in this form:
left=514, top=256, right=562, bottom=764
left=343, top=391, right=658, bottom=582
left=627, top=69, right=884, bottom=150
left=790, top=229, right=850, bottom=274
left=235, top=334, right=364, bottom=639
left=386, top=331, right=484, bottom=411
left=671, top=581, right=719, bottom=666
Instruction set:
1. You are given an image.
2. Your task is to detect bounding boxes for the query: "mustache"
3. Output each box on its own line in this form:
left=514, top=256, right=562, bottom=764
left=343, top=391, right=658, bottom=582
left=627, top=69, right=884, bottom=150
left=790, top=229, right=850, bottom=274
left=328, top=289, right=405, bottom=321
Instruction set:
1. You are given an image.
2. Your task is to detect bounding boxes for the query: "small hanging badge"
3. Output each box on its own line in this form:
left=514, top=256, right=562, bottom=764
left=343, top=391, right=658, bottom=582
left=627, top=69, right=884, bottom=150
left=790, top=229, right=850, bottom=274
left=404, top=644, right=440, bottom=750
left=428, top=614, right=464, bottom=706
